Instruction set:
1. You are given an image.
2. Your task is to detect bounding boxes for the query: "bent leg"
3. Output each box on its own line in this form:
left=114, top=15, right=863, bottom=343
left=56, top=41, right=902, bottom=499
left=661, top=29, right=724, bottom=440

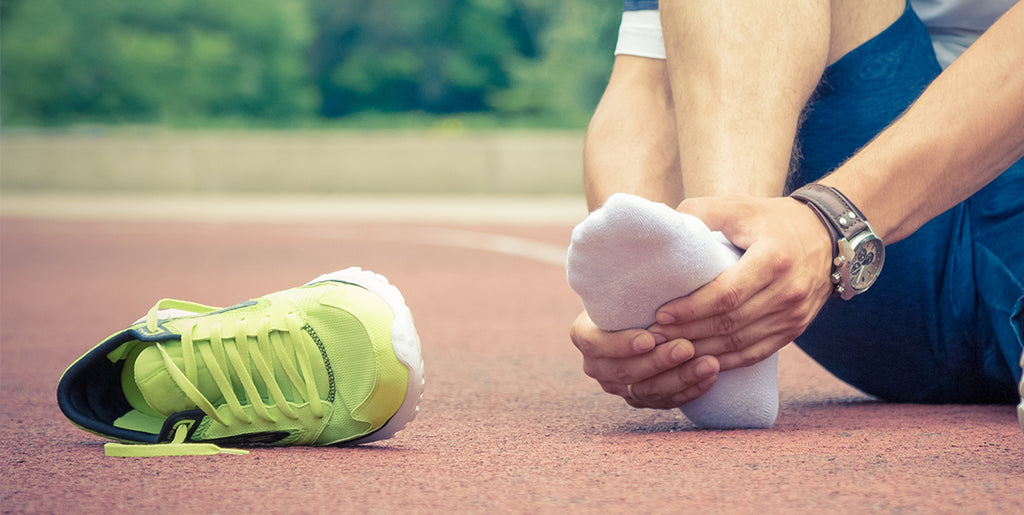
left=575, top=0, right=907, bottom=421
left=660, top=0, right=830, bottom=197
left=585, top=0, right=904, bottom=204
left=583, top=55, right=682, bottom=210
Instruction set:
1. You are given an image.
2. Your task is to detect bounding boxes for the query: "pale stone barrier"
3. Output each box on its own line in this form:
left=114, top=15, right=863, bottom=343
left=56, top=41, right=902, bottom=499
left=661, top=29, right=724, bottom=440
left=1, top=130, right=585, bottom=195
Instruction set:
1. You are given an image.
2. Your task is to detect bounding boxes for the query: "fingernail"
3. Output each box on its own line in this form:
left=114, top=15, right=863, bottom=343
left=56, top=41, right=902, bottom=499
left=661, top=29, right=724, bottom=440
left=656, top=312, right=675, bottom=325
left=652, top=333, right=668, bottom=345
left=632, top=333, right=655, bottom=352
left=695, top=359, right=716, bottom=378
left=670, top=343, right=691, bottom=362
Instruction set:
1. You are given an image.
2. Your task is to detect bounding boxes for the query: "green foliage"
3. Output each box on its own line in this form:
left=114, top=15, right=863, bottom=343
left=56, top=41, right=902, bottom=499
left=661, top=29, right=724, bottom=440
left=1, top=0, right=619, bottom=127
left=487, top=0, right=619, bottom=125
left=309, top=0, right=532, bottom=117
left=1, top=0, right=316, bottom=125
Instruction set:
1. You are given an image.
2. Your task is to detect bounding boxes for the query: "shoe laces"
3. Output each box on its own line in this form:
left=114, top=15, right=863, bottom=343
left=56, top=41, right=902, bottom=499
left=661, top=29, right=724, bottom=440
left=145, top=299, right=325, bottom=427
left=104, top=418, right=249, bottom=457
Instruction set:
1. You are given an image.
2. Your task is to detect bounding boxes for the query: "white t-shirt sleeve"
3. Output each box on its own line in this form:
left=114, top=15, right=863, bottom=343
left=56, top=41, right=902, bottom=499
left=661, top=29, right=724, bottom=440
left=911, top=0, right=1017, bottom=68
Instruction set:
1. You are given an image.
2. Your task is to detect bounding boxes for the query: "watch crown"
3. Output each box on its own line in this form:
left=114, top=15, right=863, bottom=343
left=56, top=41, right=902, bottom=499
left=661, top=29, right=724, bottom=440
left=835, top=285, right=846, bottom=296
left=831, top=272, right=841, bottom=284
left=834, top=255, right=846, bottom=267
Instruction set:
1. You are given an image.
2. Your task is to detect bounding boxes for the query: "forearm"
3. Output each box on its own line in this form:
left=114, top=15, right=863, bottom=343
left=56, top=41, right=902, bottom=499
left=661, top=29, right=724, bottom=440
left=660, top=0, right=831, bottom=197
left=822, top=3, right=1024, bottom=243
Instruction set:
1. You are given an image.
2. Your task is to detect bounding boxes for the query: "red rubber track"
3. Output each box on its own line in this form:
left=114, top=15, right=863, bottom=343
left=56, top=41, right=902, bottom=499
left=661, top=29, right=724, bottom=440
left=2, top=217, right=1021, bottom=513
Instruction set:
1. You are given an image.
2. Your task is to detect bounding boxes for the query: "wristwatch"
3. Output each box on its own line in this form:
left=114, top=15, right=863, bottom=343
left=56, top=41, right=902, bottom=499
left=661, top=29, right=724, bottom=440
left=790, top=183, right=884, bottom=300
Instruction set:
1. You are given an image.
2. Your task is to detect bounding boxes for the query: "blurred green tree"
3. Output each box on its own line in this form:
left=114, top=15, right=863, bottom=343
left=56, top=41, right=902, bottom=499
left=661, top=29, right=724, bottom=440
left=488, top=0, right=619, bottom=125
left=1, top=0, right=316, bottom=124
left=1, top=0, right=619, bottom=126
left=309, top=0, right=617, bottom=123
left=308, top=0, right=533, bottom=117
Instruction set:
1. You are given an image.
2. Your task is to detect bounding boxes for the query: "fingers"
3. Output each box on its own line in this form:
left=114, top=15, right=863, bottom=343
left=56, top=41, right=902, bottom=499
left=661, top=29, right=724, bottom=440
left=583, top=338, right=696, bottom=387
left=651, top=281, right=819, bottom=354
left=710, top=334, right=792, bottom=371
left=649, top=216, right=833, bottom=362
left=570, top=311, right=663, bottom=360
left=650, top=292, right=818, bottom=373
left=651, top=281, right=766, bottom=343
left=665, top=197, right=831, bottom=334
left=571, top=310, right=716, bottom=409
left=627, top=355, right=721, bottom=409
left=654, top=247, right=775, bottom=327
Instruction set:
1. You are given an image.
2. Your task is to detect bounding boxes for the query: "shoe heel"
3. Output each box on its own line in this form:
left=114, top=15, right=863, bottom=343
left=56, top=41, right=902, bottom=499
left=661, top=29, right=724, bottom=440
left=307, top=267, right=425, bottom=443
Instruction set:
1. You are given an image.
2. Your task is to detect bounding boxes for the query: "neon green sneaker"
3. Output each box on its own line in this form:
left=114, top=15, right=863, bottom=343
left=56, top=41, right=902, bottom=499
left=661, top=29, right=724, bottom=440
left=57, top=268, right=423, bottom=456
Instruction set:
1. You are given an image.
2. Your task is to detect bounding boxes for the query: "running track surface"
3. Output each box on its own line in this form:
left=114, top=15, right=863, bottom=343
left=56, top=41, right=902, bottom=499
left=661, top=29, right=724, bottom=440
left=2, top=200, right=1021, bottom=513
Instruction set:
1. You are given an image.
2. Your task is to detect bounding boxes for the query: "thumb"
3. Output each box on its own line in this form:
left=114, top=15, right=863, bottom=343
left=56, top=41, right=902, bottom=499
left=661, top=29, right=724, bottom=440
left=677, top=196, right=764, bottom=251
left=677, top=196, right=742, bottom=234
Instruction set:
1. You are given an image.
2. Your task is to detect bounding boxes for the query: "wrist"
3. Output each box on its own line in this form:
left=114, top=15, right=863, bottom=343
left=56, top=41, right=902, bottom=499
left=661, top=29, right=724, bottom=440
left=819, top=151, right=916, bottom=244
left=789, top=183, right=886, bottom=300
left=792, top=198, right=837, bottom=291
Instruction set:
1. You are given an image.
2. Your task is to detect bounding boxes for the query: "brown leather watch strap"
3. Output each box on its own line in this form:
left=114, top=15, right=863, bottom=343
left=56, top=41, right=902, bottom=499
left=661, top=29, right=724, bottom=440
left=790, top=182, right=884, bottom=300
left=789, top=183, right=869, bottom=243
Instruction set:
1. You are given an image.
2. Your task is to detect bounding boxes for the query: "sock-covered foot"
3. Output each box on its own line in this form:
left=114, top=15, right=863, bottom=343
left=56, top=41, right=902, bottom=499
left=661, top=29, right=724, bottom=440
left=567, top=193, right=778, bottom=429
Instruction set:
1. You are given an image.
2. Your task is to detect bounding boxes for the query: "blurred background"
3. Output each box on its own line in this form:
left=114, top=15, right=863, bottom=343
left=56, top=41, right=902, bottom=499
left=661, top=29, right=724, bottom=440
left=0, top=0, right=620, bottom=197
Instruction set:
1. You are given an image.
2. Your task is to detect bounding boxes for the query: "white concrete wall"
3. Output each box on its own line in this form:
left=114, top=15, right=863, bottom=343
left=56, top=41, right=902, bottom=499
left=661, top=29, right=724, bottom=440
left=1, top=130, right=585, bottom=195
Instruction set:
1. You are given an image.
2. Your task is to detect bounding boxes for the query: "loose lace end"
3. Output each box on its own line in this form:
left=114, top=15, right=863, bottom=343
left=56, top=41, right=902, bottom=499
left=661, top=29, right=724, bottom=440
left=104, top=442, right=249, bottom=457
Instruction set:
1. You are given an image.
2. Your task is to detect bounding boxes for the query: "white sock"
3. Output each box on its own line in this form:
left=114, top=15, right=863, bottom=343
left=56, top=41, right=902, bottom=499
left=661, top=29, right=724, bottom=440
left=567, top=193, right=778, bottom=429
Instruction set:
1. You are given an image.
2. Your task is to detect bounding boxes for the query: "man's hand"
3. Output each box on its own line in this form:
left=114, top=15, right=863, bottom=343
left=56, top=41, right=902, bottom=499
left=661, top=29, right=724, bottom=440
left=650, top=195, right=835, bottom=370
left=569, top=311, right=720, bottom=409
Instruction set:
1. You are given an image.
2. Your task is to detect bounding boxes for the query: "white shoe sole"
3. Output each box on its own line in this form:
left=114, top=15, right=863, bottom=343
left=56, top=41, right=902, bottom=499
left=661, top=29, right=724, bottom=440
left=1018, top=350, right=1023, bottom=433
left=307, top=268, right=425, bottom=444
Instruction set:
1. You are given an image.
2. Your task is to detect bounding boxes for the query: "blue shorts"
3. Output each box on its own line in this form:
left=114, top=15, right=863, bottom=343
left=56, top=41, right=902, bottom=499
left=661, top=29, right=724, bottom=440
left=623, top=0, right=658, bottom=11
left=793, top=5, right=1023, bottom=404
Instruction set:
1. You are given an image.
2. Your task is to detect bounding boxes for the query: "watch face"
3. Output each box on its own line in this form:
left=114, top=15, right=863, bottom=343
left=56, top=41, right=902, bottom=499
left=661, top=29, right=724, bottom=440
left=849, top=237, right=884, bottom=290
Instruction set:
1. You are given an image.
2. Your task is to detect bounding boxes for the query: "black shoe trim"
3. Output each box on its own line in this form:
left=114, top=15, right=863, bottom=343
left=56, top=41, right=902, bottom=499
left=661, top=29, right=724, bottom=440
left=57, top=330, right=160, bottom=444
left=159, top=410, right=294, bottom=447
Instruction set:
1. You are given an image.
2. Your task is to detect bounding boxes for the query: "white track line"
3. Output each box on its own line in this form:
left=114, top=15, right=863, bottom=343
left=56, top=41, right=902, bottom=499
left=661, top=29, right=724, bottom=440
left=2, top=194, right=576, bottom=267
left=323, top=226, right=569, bottom=267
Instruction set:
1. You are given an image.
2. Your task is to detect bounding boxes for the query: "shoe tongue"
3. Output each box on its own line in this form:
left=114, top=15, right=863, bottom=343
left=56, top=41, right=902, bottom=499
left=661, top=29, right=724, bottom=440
left=133, top=345, right=220, bottom=417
